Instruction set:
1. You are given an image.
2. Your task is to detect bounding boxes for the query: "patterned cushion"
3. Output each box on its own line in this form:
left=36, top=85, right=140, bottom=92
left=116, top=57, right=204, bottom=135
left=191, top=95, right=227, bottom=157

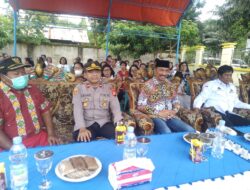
left=130, top=110, right=154, bottom=135
left=241, top=73, right=250, bottom=83
left=200, top=107, right=222, bottom=132
left=233, top=108, right=250, bottom=119
left=239, top=81, right=250, bottom=103
left=30, top=80, right=78, bottom=143
left=128, top=82, right=145, bottom=111
left=178, top=108, right=203, bottom=131
left=189, top=79, right=205, bottom=107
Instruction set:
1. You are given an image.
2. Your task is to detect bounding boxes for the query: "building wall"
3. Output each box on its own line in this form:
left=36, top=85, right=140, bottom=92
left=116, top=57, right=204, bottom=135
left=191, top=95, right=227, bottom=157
left=1, top=43, right=170, bottom=65
left=1, top=43, right=107, bottom=65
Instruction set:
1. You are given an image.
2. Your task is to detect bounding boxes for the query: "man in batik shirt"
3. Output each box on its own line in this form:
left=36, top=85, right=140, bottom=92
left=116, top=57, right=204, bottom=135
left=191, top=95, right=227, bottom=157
left=137, top=59, right=194, bottom=134
left=0, top=57, right=60, bottom=150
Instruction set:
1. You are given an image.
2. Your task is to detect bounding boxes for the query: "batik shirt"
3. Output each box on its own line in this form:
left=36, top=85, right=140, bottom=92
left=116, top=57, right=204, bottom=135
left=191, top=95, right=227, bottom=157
left=0, top=83, right=50, bottom=139
left=137, top=77, right=179, bottom=115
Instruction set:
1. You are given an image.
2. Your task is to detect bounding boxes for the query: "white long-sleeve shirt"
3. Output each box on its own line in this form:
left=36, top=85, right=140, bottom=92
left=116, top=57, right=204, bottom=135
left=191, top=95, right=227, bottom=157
left=193, top=79, right=250, bottom=114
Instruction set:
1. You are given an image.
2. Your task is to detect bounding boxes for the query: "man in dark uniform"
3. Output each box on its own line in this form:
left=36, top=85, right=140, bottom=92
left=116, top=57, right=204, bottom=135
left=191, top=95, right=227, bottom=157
left=73, top=61, right=123, bottom=142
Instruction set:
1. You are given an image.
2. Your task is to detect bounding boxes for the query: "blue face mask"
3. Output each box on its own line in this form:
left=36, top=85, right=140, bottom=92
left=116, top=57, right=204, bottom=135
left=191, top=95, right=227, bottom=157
left=9, top=75, right=29, bottom=90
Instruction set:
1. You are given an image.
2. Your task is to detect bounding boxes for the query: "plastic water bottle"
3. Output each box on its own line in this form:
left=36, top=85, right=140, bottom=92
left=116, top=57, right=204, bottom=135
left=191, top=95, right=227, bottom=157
left=123, top=126, right=137, bottom=160
left=211, top=120, right=226, bottom=159
left=9, top=136, right=28, bottom=190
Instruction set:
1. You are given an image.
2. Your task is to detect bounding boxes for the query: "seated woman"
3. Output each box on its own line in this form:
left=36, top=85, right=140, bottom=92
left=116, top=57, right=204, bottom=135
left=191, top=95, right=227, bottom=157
left=101, top=63, right=115, bottom=82
left=128, top=64, right=144, bottom=83
left=174, top=61, right=191, bottom=109
left=73, top=62, right=86, bottom=83
left=139, top=63, right=149, bottom=81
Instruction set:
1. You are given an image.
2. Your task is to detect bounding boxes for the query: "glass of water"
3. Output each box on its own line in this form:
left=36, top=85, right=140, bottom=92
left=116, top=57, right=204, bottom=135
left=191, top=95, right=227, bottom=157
left=34, top=150, right=54, bottom=190
left=137, top=137, right=150, bottom=157
left=199, top=133, right=215, bottom=161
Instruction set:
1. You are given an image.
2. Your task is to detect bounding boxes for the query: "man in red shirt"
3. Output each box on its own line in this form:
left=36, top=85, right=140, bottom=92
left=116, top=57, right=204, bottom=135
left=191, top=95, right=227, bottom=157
left=0, top=57, right=60, bottom=150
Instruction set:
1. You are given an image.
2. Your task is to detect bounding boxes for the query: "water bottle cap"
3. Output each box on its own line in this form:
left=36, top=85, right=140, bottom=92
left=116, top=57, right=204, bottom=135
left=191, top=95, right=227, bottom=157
left=13, top=136, right=22, bottom=144
left=219, top=120, right=225, bottom=126
left=127, top=126, right=134, bottom=132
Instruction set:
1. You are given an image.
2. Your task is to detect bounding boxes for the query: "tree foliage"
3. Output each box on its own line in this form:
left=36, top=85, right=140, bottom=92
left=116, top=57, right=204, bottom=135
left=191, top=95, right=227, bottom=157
left=0, top=16, right=12, bottom=49
left=215, top=0, right=250, bottom=48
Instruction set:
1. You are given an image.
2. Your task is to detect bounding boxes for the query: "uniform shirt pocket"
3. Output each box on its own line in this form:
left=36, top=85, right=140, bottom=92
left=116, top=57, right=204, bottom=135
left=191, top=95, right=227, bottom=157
left=99, top=94, right=110, bottom=110
left=82, top=96, right=93, bottom=109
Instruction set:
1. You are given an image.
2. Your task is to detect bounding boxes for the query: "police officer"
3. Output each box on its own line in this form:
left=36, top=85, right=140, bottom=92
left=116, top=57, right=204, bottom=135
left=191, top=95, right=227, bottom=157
left=72, top=61, right=123, bottom=142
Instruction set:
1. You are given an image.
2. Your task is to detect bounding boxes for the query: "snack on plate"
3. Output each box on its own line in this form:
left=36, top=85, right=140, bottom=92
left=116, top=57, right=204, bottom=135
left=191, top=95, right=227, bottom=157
left=58, top=160, right=75, bottom=176
left=66, top=170, right=90, bottom=179
left=70, top=156, right=87, bottom=170
left=84, top=156, right=99, bottom=171
left=58, top=156, right=99, bottom=179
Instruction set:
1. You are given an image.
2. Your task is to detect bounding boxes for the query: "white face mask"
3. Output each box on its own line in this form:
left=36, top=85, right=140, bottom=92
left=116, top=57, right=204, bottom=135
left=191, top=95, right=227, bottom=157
left=74, top=69, right=83, bottom=77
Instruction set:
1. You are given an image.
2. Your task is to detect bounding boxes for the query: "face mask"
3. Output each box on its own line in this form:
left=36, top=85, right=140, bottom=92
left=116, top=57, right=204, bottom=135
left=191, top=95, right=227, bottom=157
left=74, top=69, right=83, bottom=77
left=64, top=65, right=71, bottom=73
left=9, top=75, right=29, bottom=90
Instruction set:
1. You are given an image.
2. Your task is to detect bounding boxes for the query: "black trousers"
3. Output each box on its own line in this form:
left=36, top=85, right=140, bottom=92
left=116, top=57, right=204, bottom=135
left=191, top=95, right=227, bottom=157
left=73, top=122, right=115, bottom=141
left=215, top=110, right=250, bottom=127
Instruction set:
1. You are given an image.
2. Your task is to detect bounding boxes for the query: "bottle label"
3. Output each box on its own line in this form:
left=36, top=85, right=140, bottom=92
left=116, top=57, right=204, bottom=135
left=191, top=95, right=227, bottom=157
left=115, top=125, right=126, bottom=144
left=116, top=131, right=126, bottom=144
left=0, top=163, right=7, bottom=190
left=11, top=164, right=28, bottom=187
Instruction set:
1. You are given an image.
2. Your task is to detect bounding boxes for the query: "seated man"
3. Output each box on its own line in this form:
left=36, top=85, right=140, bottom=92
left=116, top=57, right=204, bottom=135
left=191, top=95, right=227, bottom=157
left=193, top=65, right=250, bottom=127
left=137, top=59, right=195, bottom=134
left=73, top=61, right=123, bottom=142
left=0, top=57, right=60, bottom=150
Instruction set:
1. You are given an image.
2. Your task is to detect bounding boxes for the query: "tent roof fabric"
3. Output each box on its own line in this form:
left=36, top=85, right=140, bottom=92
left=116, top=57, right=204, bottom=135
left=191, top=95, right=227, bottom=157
left=9, top=0, right=192, bottom=26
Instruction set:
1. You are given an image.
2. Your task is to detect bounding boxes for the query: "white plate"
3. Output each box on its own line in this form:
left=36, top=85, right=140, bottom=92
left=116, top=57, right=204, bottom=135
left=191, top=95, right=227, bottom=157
left=183, top=133, right=200, bottom=144
left=244, top=133, right=250, bottom=141
left=219, top=126, right=237, bottom=136
left=55, top=155, right=102, bottom=182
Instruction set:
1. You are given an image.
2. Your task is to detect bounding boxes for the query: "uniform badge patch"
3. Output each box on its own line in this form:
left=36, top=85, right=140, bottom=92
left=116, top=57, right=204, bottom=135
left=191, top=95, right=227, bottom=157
left=82, top=98, right=89, bottom=108
left=101, top=98, right=108, bottom=108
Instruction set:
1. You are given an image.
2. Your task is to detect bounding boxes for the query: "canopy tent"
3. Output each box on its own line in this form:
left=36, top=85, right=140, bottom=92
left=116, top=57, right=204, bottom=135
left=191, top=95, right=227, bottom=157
left=9, top=0, right=192, bottom=62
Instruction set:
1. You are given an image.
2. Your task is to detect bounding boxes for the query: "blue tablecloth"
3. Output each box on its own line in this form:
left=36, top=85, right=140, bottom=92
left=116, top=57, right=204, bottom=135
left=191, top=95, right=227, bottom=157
left=229, top=126, right=250, bottom=151
left=1, top=132, right=250, bottom=190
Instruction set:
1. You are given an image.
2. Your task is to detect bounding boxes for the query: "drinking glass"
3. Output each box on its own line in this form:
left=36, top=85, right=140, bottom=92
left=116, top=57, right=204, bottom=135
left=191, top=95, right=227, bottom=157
left=34, top=150, right=54, bottom=190
left=137, top=137, right=150, bottom=157
left=199, top=133, right=214, bottom=161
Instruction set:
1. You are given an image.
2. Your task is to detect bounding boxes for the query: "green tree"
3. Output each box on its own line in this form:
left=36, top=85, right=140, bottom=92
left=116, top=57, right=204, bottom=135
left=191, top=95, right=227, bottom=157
left=0, top=16, right=12, bottom=49
left=215, top=0, right=250, bottom=48
left=201, top=19, right=223, bottom=56
left=16, top=11, right=50, bottom=45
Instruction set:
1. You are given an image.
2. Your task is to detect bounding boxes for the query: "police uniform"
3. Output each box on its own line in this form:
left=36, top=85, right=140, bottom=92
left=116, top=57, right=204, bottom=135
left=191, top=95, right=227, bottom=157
left=193, top=79, right=250, bottom=127
left=72, top=62, right=123, bottom=141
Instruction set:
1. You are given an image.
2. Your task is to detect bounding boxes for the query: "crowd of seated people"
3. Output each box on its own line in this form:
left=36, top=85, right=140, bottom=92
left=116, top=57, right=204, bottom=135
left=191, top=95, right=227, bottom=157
left=0, top=52, right=249, bottom=151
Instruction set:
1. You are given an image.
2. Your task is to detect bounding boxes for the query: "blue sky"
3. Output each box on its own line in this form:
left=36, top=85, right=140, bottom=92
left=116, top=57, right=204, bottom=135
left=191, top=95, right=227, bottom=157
left=198, top=0, right=225, bottom=21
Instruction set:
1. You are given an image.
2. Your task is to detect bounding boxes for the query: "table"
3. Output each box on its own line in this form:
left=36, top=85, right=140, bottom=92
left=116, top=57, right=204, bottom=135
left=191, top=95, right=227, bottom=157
left=1, top=132, right=250, bottom=190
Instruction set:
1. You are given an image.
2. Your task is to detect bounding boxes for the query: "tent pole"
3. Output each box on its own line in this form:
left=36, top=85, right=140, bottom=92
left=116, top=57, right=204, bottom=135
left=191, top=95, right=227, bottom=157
left=176, top=21, right=182, bottom=65
left=13, top=10, right=18, bottom=56
left=105, top=0, right=112, bottom=58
